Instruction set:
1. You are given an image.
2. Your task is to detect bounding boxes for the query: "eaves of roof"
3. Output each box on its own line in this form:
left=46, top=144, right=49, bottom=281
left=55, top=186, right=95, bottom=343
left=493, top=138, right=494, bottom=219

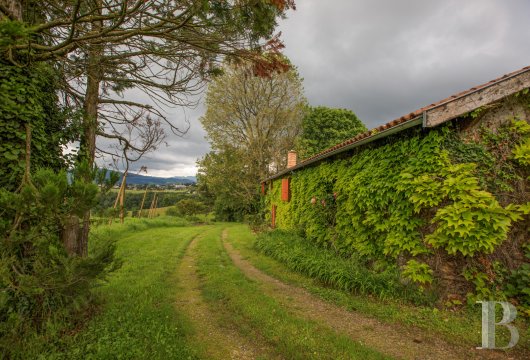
left=263, top=65, right=530, bottom=183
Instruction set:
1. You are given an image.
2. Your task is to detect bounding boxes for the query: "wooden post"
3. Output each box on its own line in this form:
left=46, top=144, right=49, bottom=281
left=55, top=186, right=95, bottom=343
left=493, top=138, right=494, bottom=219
left=152, top=194, right=158, bottom=218
left=109, top=175, right=125, bottom=225
left=119, top=172, right=127, bottom=224
left=148, top=193, right=157, bottom=218
left=138, top=187, right=147, bottom=218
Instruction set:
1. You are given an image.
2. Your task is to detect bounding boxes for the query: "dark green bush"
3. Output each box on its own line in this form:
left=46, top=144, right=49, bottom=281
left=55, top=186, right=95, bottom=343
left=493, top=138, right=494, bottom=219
left=175, top=199, right=208, bottom=217
left=0, top=168, right=120, bottom=357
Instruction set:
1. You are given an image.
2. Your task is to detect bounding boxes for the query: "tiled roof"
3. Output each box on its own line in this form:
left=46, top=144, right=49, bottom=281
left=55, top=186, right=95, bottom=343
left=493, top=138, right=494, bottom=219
left=263, top=65, right=530, bottom=182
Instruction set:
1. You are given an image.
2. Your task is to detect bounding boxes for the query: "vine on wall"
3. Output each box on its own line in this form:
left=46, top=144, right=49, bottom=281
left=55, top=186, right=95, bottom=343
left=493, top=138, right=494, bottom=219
left=265, top=95, right=530, bottom=309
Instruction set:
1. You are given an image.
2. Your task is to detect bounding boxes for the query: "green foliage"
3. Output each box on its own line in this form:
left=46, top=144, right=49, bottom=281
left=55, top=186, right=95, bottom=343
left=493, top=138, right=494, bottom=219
left=197, top=146, right=260, bottom=222
left=0, top=167, right=119, bottom=357
left=462, top=261, right=510, bottom=306
left=513, top=137, right=530, bottom=166
left=402, top=260, right=433, bottom=286
left=0, top=20, right=31, bottom=49
left=505, top=245, right=530, bottom=317
left=0, top=62, right=71, bottom=190
left=255, top=230, right=428, bottom=303
left=296, top=106, right=367, bottom=158
left=265, top=119, right=530, bottom=298
left=172, top=199, right=209, bottom=217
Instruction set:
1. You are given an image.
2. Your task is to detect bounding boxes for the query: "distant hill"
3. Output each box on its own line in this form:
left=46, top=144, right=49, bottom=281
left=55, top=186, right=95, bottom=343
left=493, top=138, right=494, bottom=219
left=116, top=172, right=196, bottom=185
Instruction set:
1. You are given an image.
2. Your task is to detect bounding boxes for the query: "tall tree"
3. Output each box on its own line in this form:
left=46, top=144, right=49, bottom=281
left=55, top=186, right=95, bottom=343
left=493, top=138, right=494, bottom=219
left=201, top=61, right=306, bottom=180
left=2, top=0, right=297, bottom=255
left=198, top=61, right=306, bottom=220
left=296, top=106, right=367, bottom=159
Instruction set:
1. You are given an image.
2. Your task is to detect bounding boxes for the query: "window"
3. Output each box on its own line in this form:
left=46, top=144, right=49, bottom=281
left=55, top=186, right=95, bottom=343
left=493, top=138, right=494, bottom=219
left=281, top=178, right=290, bottom=202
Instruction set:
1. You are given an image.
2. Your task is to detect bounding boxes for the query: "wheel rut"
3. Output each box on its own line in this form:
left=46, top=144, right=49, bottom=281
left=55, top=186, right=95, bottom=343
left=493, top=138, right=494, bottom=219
left=222, top=230, right=511, bottom=360
left=175, top=233, right=267, bottom=360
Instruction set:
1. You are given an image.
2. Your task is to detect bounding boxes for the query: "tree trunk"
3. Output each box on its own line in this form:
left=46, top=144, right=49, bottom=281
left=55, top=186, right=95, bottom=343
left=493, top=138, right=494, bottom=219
left=61, top=215, right=80, bottom=256
left=0, top=0, right=22, bottom=20
left=77, top=2, right=103, bottom=257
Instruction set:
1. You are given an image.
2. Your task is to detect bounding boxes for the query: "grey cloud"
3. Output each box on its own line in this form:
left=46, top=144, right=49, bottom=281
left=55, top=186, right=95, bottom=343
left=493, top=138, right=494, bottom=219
left=99, top=0, right=530, bottom=176
left=280, top=0, right=530, bottom=126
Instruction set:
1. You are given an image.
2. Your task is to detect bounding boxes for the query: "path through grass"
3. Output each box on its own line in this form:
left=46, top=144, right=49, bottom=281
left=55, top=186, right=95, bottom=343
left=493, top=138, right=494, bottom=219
left=45, top=224, right=202, bottom=359
left=33, top=219, right=525, bottom=359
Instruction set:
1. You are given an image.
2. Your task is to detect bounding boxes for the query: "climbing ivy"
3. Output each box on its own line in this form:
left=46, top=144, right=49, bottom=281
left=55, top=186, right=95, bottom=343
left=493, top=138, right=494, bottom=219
left=265, top=112, right=530, bottom=306
left=0, top=62, right=70, bottom=190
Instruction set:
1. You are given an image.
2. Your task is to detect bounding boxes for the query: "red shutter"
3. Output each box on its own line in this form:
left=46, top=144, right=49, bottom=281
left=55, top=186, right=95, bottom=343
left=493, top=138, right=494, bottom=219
left=281, top=178, right=290, bottom=202
left=261, top=182, right=265, bottom=195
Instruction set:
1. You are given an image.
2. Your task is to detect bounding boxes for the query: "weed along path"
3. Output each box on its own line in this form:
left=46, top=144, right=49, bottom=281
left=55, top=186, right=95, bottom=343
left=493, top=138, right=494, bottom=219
left=175, top=229, right=270, bottom=359
left=221, top=228, right=509, bottom=360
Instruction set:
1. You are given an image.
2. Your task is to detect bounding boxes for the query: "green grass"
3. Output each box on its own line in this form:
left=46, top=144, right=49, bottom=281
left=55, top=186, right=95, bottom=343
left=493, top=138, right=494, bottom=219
left=17, top=219, right=526, bottom=358
left=39, top=223, right=205, bottom=359
left=229, top=226, right=530, bottom=350
left=255, top=229, right=426, bottom=303
left=195, top=225, right=390, bottom=360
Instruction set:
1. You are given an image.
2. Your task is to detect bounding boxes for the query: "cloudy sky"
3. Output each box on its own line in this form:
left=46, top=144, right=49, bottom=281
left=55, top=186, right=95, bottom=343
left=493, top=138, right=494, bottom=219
left=118, top=0, right=530, bottom=177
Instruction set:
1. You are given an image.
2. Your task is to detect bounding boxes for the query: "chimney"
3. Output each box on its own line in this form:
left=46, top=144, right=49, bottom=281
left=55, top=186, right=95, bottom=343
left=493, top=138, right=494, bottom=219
left=287, top=150, right=297, bottom=168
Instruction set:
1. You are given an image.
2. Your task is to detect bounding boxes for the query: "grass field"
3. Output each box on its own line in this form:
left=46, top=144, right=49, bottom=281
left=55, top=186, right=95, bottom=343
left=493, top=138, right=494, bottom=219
left=108, top=189, right=190, bottom=194
left=26, top=218, right=527, bottom=359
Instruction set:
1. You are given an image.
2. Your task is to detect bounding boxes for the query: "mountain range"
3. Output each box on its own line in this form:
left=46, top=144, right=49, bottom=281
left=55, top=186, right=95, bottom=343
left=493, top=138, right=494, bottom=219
left=119, top=172, right=196, bottom=185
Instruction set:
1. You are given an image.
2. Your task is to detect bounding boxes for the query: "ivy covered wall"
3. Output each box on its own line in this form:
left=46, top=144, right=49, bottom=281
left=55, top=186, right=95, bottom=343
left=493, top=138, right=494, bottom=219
left=265, top=92, right=530, bottom=309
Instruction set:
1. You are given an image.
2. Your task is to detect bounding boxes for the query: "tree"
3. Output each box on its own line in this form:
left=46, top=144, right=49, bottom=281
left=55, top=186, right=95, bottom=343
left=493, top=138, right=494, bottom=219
left=201, top=61, right=306, bottom=180
left=197, top=145, right=257, bottom=221
left=296, top=106, right=367, bottom=159
left=2, top=0, right=296, bottom=165
left=198, top=61, right=306, bottom=220
left=2, top=0, right=297, bottom=256
left=174, top=199, right=208, bottom=217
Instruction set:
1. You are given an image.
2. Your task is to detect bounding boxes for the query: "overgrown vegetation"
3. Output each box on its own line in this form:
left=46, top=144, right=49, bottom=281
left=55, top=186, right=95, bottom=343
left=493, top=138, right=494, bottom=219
left=0, top=62, right=71, bottom=191
left=0, top=166, right=119, bottom=358
left=255, top=230, right=428, bottom=303
left=264, top=95, right=530, bottom=312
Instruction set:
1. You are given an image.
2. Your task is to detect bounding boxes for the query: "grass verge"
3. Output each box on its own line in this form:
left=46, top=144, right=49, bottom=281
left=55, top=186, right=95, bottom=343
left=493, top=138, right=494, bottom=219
left=195, top=225, right=390, bottom=360
left=229, top=226, right=529, bottom=351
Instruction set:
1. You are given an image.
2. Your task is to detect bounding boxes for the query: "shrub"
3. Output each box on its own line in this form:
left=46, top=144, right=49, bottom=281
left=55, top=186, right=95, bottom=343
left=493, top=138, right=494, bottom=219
left=175, top=199, right=208, bottom=217
left=0, top=167, right=120, bottom=357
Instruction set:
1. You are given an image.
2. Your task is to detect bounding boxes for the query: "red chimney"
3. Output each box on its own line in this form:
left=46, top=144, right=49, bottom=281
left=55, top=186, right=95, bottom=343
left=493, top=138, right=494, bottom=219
left=287, top=150, right=297, bottom=168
